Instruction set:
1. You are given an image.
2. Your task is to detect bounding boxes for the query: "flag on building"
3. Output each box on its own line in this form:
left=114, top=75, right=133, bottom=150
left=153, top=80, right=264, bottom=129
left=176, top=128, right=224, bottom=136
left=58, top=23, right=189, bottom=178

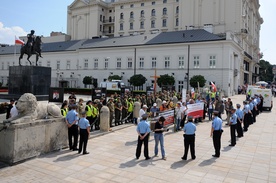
left=15, top=36, right=24, bottom=45
left=211, top=81, right=217, bottom=92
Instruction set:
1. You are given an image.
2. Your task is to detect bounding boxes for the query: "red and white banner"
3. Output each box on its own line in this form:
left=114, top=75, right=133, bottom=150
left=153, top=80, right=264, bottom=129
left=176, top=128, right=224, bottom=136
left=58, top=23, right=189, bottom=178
left=15, top=36, right=24, bottom=45
left=151, top=109, right=174, bottom=127
left=211, top=81, right=217, bottom=92
left=187, top=103, right=204, bottom=119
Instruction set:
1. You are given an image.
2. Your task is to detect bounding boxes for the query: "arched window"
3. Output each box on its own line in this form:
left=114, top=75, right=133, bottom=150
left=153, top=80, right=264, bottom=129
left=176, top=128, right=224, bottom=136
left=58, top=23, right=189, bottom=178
left=151, top=9, right=156, bottom=16
left=176, top=6, right=179, bottom=14
left=163, top=8, right=167, bottom=15
left=130, top=11, right=134, bottom=18
left=120, top=13, right=124, bottom=19
left=141, top=10, right=144, bottom=17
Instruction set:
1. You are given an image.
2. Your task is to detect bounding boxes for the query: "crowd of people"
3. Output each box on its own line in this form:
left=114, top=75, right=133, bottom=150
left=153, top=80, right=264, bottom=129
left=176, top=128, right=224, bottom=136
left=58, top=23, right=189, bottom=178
left=61, top=89, right=265, bottom=159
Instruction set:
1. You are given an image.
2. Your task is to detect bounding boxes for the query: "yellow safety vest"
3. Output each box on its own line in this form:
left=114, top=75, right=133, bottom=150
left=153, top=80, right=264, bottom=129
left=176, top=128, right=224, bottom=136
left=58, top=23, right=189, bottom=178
left=91, top=106, right=98, bottom=118
left=86, top=105, right=92, bottom=117
left=211, top=92, right=216, bottom=98
left=128, top=101, right=133, bottom=112
left=61, top=109, right=67, bottom=117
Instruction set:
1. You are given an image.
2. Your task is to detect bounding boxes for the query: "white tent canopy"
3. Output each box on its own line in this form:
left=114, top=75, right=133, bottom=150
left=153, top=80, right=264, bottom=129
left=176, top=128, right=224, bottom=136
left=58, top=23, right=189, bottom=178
left=255, top=81, right=268, bottom=85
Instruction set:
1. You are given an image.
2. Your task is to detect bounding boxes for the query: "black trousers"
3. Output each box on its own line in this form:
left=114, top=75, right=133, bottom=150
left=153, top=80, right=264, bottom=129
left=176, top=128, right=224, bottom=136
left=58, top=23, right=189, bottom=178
left=136, top=133, right=149, bottom=159
left=213, top=130, right=222, bottom=157
left=243, top=113, right=250, bottom=131
left=230, top=124, right=236, bottom=145
left=79, top=129, right=89, bottom=153
left=236, top=119, right=243, bottom=137
left=68, top=125, right=78, bottom=149
left=252, top=108, right=257, bottom=123
left=183, top=134, right=195, bottom=159
left=180, top=115, right=187, bottom=128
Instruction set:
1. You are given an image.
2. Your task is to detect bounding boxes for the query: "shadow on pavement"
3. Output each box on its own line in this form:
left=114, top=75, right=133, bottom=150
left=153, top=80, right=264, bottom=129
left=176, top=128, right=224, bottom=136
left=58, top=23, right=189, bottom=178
left=170, top=159, right=191, bottom=169
left=53, top=153, right=81, bottom=162
left=125, top=140, right=137, bottom=146
left=119, top=158, right=139, bottom=168
left=198, top=158, right=216, bottom=167
left=222, top=145, right=232, bottom=152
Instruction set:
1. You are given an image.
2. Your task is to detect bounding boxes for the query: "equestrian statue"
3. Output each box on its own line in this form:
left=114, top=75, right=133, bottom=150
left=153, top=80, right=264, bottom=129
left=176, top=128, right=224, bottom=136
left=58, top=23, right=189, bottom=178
left=19, top=30, right=43, bottom=66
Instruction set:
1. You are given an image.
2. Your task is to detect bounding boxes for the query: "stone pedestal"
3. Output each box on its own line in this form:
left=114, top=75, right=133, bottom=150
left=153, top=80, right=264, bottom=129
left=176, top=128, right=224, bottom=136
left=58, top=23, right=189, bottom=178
left=133, top=102, right=141, bottom=118
left=8, top=66, right=51, bottom=95
left=100, top=106, right=110, bottom=132
left=0, top=118, right=67, bottom=165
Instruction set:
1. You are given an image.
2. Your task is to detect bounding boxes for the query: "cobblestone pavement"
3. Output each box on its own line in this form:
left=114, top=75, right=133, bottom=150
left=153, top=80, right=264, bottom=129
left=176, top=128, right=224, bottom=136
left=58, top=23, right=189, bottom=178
left=0, top=95, right=276, bottom=183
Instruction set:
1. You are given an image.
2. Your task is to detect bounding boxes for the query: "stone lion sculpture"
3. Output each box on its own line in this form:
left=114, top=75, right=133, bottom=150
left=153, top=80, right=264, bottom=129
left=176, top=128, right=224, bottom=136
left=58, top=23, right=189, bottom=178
left=5, top=93, right=62, bottom=123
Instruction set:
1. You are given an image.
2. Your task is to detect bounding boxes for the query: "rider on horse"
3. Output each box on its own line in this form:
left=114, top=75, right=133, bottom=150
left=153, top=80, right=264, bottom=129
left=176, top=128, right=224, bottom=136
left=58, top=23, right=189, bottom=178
left=26, top=30, right=36, bottom=54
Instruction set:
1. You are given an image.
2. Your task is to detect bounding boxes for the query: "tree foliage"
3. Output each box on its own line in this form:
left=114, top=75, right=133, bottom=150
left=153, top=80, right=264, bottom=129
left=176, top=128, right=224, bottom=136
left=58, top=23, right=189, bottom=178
left=157, top=74, right=175, bottom=87
left=189, top=75, right=206, bottom=88
left=108, top=75, right=122, bottom=81
left=129, top=74, right=147, bottom=86
left=83, top=76, right=92, bottom=86
left=259, top=59, right=274, bottom=82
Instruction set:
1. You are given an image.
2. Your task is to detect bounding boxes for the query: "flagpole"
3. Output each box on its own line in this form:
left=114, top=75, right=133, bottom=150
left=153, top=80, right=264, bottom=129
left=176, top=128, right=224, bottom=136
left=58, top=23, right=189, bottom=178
left=14, top=36, right=16, bottom=64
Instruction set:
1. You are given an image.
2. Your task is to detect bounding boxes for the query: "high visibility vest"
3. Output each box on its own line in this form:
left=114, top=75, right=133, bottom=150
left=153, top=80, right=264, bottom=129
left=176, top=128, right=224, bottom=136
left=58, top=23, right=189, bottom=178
left=128, top=101, right=133, bottom=112
left=211, top=92, right=216, bottom=98
left=86, top=105, right=92, bottom=117
left=91, top=106, right=98, bottom=118
left=61, top=109, right=67, bottom=117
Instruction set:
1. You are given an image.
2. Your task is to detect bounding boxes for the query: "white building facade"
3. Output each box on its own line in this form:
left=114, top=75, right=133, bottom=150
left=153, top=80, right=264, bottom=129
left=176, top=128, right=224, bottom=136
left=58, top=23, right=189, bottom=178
left=67, top=0, right=262, bottom=85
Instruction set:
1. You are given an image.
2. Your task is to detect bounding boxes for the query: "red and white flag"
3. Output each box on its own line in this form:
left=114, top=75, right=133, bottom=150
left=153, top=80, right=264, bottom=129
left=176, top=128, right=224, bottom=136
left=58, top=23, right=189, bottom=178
left=15, top=36, right=24, bottom=45
left=211, top=81, right=217, bottom=92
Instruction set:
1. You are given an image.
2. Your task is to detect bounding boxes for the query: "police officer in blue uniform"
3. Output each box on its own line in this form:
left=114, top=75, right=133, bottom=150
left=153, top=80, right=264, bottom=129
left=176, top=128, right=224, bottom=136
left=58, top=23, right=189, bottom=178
left=243, top=101, right=251, bottom=132
left=136, top=113, right=151, bottom=160
left=229, top=108, right=237, bottom=146
left=182, top=116, right=196, bottom=160
left=235, top=104, right=244, bottom=138
left=78, top=111, right=90, bottom=155
left=65, top=104, right=79, bottom=151
left=210, top=111, right=223, bottom=158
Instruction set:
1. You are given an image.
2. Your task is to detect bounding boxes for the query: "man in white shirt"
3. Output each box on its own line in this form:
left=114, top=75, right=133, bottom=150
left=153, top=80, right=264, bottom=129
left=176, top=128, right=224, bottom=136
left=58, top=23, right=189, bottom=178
left=10, top=102, right=18, bottom=118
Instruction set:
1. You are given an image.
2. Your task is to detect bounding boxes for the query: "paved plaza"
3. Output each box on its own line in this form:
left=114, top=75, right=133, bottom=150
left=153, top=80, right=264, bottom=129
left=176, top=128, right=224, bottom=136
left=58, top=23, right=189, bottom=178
left=0, top=94, right=276, bottom=182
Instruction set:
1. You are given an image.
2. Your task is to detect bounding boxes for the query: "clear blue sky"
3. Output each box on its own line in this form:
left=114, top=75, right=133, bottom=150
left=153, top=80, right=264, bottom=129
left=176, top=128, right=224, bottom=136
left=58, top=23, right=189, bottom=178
left=0, top=0, right=275, bottom=65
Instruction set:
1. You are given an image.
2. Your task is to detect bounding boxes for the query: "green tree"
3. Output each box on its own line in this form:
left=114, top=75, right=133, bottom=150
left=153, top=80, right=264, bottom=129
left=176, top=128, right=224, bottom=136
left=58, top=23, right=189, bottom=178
left=129, top=74, right=147, bottom=89
left=157, top=74, right=175, bottom=87
left=259, top=59, right=274, bottom=82
left=108, top=75, right=122, bottom=81
left=83, top=76, right=93, bottom=88
left=189, top=75, right=206, bottom=88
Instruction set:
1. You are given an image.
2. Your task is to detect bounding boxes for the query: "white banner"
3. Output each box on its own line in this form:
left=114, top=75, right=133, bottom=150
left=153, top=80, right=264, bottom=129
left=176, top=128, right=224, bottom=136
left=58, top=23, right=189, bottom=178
left=182, top=88, right=186, bottom=103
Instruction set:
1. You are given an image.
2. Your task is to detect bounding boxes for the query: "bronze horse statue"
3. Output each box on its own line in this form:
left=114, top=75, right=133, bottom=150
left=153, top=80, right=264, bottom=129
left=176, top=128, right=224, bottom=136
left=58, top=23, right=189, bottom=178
left=19, top=36, right=42, bottom=66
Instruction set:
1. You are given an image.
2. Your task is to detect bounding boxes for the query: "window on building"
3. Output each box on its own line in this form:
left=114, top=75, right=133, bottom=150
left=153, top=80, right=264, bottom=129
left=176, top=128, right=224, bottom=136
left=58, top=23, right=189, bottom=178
left=176, top=6, right=179, bottom=14
left=130, top=11, right=134, bottom=18
left=178, top=56, right=184, bottom=68
left=84, top=59, right=88, bottom=69
left=94, top=58, right=98, bottom=69
left=152, top=1, right=155, bottom=5
left=57, top=61, right=60, bottom=70
left=151, top=57, right=157, bottom=68
left=116, top=58, right=122, bottom=69
left=141, top=10, right=144, bottom=17
left=176, top=18, right=179, bottom=26
left=163, top=0, right=167, bottom=3
left=163, top=8, right=167, bottom=15
left=151, top=9, right=156, bottom=16
left=66, top=60, right=70, bottom=69
left=120, top=23, right=124, bottom=30
left=178, top=81, right=184, bottom=92
left=109, top=9, right=112, bottom=13
left=130, top=22, right=133, bottom=30
left=141, top=3, right=144, bottom=6
left=7, top=62, right=9, bottom=69
left=130, top=4, right=134, bottom=8
left=139, top=57, right=144, bottom=68
left=162, top=19, right=167, bottom=27
left=1, top=62, right=4, bottom=70
left=193, top=56, right=200, bottom=68
left=100, top=15, right=102, bottom=22
left=104, top=58, right=109, bottom=69
left=120, top=13, right=124, bottom=19
left=100, top=25, right=102, bottom=31
left=47, top=61, right=51, bottom=67
left=209, top=55, right=216, bottom=68
left=140, top=21, right=144, bottom=29
left=164, top=56, right=170, bottom=68
left=176, top=0, right=179, bottom=2
left=120, top=5, right=124, bottom=9
left=127, top=58, right=133, bottom=68
left=151, top=20, right=155, bottom=28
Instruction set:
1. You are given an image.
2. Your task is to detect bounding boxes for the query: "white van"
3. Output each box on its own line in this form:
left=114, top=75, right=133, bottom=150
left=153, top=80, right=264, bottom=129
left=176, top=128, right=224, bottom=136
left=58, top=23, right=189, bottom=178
left=250, top=88, right=273, bottom=111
